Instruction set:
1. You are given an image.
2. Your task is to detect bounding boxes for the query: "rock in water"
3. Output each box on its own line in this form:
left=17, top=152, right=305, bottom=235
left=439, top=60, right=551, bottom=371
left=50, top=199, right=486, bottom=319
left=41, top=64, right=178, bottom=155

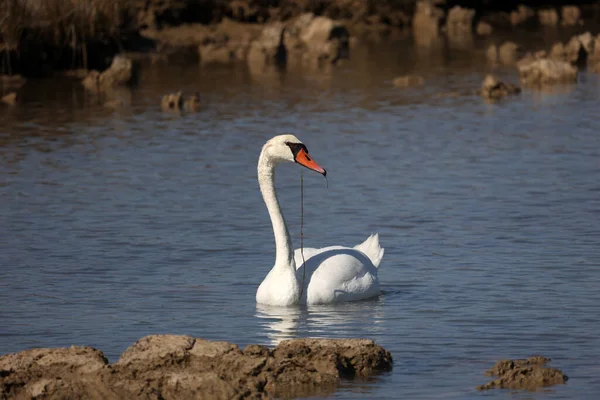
left=517, top=58, right=578, bottom=86
left=1, top=92, right=18, bottom=105
left=0, top=335, right=393, bottom=399
left=413, top=0, right=444, bottom=46
left=477, top=356, right=568, bottom=390
left=82, top=55, right=138, bottom=93
left=393, top=75, right=425, bottom=88
left=481, top=75, right=521, bottom=100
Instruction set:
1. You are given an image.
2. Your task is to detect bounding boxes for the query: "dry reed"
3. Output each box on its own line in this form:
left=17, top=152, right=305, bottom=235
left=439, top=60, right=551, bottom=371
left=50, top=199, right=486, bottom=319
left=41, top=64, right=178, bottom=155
left=1, top=0, right=136, bottom=70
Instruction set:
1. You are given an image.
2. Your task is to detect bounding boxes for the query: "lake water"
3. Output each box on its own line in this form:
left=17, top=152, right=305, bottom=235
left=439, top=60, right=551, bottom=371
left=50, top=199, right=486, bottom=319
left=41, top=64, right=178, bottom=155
left=2, top=38, right=600, bottom=399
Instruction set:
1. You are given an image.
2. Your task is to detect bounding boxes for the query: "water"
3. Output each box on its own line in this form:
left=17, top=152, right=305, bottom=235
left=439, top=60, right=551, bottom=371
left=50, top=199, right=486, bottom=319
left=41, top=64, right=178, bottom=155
left=2, top=39, right=600, bottom=399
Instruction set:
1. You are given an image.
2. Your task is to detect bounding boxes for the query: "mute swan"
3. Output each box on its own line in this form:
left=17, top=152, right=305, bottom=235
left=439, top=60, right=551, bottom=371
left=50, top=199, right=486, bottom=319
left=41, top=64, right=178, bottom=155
left=256, top=134, right=384, bottom=306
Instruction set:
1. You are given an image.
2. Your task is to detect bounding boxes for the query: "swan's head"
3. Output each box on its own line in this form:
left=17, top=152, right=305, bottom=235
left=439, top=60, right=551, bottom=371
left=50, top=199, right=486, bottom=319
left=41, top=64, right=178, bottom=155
left=262, top=134, right=326, bottom=176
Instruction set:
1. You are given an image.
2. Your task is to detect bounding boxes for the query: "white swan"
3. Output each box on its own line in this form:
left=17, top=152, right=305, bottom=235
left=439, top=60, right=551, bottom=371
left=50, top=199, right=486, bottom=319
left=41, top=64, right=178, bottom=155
left=256, top=134, right=384, bottom=306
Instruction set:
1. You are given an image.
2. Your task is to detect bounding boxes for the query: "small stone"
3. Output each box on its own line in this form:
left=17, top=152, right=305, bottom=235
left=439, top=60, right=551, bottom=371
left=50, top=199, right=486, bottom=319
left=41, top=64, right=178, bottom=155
left=161, top=92, right=200, bottom=112
left=477, top=356, right=568, bottom=391
left=561, top=5, right=581, bottom=26
left=510, top=5, right=535, bottom=26
left=476, top=21, right=493, bottom=36
left=498, top=41, right=522, bottom=65
left=538, top=9, right=559, bottom=26
left=161, top=91, right=183, bottom=111
left=486, top=45, right=498, bottom=64
left=481, top=74, right=521, bottom=100
left=392, top=75, right=425, bottom=88
left=1, top=92, right=17, bottom=105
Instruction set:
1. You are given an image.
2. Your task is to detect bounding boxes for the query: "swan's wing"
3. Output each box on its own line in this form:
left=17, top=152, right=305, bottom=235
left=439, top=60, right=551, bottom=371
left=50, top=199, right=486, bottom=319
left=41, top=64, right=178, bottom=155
left=295, top=246, right=380, bottom=304
left=293, top=247, right=321, bottom=269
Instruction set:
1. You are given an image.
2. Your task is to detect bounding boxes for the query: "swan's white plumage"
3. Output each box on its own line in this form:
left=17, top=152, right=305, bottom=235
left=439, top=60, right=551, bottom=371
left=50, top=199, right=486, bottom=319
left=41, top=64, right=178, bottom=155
left=255, top=135, right=384, bottom=306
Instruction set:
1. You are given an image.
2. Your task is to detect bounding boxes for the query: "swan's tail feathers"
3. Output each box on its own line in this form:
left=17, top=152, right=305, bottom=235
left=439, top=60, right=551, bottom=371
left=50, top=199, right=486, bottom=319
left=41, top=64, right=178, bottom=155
left=354, top=233, right=385, bottom=269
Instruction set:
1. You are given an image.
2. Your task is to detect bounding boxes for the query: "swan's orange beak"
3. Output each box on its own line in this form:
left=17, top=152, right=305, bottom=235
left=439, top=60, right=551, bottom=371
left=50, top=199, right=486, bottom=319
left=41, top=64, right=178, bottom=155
left=295, top=148, right=326, bottom=176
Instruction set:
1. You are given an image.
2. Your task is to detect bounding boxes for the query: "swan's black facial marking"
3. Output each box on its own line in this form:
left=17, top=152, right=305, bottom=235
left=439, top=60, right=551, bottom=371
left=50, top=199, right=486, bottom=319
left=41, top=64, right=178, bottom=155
left=285, top=141, right=309, bottom=160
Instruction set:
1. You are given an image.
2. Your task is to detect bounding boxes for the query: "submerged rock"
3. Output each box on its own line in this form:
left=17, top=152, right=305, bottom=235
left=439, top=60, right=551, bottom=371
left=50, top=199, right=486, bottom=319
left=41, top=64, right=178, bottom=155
left=393, top=75, right=425, bottom=88
left=481, top=74, right=521, bottom=100
left=477, top=356, right=568, bottom=391
left=161, top=92, right=201, bottom=112
left=0, top=335, right=392, bottom=399
left=517, top=57, right=578, bottom=86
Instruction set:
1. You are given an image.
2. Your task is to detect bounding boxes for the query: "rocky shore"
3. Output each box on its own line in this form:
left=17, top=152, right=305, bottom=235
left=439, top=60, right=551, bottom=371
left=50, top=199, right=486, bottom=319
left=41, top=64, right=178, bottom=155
left=1, top=1, right=599, bottom=105
left=0, top=335, right=393, bottom=399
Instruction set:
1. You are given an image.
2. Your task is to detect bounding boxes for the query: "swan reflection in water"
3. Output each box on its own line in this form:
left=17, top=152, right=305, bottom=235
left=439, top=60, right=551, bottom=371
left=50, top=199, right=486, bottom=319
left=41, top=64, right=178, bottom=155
left=255, top=298, right=386, bottom=347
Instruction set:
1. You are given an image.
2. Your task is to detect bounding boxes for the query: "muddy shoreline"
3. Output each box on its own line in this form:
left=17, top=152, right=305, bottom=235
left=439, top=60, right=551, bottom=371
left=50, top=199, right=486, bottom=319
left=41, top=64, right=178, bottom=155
left=1, top=2, right=598, bottom=108
left=1, top=1, right=599, bottom=79
left=0, top=335, right=570, bottom=398
left=0, top=335, right=393, bottom=399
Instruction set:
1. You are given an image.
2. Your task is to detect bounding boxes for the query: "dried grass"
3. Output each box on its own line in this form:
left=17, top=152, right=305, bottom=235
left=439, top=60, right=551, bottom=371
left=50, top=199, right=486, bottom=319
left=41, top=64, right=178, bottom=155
left=0, top=0, right=137, bottom=71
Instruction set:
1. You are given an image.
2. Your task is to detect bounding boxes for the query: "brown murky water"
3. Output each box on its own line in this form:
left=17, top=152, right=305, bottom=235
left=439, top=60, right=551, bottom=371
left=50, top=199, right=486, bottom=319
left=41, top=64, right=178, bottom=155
left=2, top=37, right=600, bottom=398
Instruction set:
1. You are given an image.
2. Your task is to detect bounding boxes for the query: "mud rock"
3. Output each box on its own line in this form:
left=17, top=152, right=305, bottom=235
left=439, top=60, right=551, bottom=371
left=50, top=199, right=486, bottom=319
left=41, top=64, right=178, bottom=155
left=229, top=0, right=261, bottom=22
left=247, top=21, right=287, bottom=69
left=477, top=356, right=568, bottom=390
left=446, top=6, right=475, bottom=37
left=200, top=44, right=235, bottom=64
left=0, top=74, right=26, bottom=91
left=82, top=55, right=137, bottom=93
left=298, top=15, right=350, bottom=66
left=552, top=33, right=594, bottom=67
left=481, top=75, right=521, bottom=100
left=199, top=19, right=261, bottom=65
left=498, top=41, right=522, bottom=65
left=476, top=21, right=493, bottom=36
left=413, top=0, right=445, bottom=46
left=538, top=8, right=559, bottom=26
left=161, top=92, right=200, bottom=112
left=561, top=6, right=581, bottom=26
left=141, top=24, right=213, bottom=47
left=0, top=335, right=392, bottom=399
left=393, top=75, right=425, bottom=88
left=517, top=57, right=578, bottom=86
left=593, top=34, right=600, bottom=60
left=510, top=5, right=535, bottom=26
left=1, top=92, right=17, bottom=105
left=248, top=14, right=350, bottom=70
left=564, top=35, right=588, bottom=66
left=577, top=32, right=594, bottom=54
left=550, top=42, right=566, bottom=60
left=487, top=44, right=498, bottom=64
left=0, top=346, right=109, bottom=398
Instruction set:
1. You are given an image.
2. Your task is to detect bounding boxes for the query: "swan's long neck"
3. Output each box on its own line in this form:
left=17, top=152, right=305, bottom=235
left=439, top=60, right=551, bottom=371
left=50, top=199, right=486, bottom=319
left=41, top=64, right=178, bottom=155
left=258, top=151, right=295, bottom=271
